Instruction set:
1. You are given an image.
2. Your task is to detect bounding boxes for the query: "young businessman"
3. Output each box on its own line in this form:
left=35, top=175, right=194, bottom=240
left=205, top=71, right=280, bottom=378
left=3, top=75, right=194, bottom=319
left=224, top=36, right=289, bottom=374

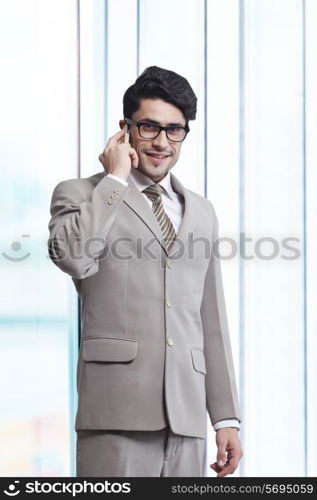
left=48, top=66, right=243, bottom=477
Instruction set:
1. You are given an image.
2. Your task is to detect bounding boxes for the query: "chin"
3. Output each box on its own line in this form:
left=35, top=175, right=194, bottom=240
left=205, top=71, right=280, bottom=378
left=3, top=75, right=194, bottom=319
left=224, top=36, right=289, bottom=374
left=144, top=162, right=173, bottom=177
left=138, top=165, right=165, bottom=178
left=149, top=170, right=169, bottom=181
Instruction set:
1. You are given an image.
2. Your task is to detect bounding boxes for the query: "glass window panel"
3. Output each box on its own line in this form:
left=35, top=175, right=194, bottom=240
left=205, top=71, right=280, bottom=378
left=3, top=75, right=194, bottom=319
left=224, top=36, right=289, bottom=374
left=138, top=0, right=205, bottom=194
left=0, top=0, right=78, bottom=476
left=241, top=0, right=305, bottom=476
left=79, top=0, right=107, bottom=178
left=206, top=0, right=240, bottom=477
left=305, top=0, right=317, bottom=477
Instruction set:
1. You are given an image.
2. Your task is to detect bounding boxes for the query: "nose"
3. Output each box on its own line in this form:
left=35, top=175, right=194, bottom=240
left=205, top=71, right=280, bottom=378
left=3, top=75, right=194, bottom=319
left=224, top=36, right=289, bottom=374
left=151, top=129, right=169, bottom=149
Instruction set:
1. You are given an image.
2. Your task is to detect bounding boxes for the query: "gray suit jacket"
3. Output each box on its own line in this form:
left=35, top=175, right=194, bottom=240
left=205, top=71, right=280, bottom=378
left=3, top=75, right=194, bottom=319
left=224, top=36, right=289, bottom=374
left=48, top=171, right=241, bottom=438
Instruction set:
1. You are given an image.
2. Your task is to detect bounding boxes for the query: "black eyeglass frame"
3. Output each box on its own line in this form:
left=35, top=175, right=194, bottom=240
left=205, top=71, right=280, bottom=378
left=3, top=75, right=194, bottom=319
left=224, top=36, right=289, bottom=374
left=124, top=118, right=190, bottom=143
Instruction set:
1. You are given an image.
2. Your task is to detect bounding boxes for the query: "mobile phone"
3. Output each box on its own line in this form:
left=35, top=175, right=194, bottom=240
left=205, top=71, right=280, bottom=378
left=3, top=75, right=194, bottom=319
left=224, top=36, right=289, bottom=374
left=124, top=123, right=130, bottom=144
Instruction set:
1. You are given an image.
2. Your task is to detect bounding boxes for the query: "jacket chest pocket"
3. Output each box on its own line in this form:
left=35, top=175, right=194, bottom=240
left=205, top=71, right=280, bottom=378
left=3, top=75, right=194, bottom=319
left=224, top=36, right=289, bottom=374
left=191, top=347, right=207, bottom=375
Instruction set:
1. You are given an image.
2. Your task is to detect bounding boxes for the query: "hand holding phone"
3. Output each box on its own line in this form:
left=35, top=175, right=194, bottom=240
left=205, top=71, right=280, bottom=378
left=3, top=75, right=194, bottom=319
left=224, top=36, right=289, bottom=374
left=98, top=124, right=138, bottom=181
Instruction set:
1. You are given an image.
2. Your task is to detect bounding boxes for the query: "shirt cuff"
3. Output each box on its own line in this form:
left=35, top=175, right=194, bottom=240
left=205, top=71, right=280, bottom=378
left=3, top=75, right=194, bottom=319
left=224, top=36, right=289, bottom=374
left=213, top=419, right=240, bottom=431
left=106, top=173, right=129, bottom=186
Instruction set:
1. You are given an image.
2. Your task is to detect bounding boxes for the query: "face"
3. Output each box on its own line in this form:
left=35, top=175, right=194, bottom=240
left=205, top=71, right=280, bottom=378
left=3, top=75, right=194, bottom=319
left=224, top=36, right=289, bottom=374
left=119, top=98, right=186, bottom=182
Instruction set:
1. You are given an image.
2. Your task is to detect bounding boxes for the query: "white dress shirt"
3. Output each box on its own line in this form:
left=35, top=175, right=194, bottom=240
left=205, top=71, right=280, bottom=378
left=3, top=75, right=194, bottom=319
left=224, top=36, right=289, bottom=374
left=107, top=170, right=240, bottom=432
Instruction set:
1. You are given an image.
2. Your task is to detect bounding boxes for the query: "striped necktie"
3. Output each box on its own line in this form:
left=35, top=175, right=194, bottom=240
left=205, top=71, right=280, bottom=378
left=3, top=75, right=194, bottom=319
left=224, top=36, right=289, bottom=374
left=142, top=184, right=177, bottom=251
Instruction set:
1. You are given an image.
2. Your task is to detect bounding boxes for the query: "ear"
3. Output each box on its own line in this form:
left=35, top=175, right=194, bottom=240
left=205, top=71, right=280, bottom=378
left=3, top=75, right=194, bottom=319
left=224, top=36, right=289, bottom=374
left=119, top=119, right=125, bottom=130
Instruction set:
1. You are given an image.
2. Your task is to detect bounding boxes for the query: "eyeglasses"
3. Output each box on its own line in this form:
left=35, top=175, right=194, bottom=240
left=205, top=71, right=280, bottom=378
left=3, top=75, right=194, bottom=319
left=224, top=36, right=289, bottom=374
left=124, top=118, right=189, bottom=143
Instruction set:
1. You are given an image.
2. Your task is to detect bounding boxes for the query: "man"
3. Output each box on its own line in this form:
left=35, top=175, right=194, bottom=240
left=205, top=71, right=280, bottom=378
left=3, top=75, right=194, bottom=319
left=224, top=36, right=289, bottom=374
left=48, top=66, right=242, bottom=477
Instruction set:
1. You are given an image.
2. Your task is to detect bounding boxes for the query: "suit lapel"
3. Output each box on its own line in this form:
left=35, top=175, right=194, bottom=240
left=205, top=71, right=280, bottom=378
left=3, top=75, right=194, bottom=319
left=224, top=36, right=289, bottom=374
left=123, top=172, right=199, bottom=257
left=168, top=173, right=199, bottom=257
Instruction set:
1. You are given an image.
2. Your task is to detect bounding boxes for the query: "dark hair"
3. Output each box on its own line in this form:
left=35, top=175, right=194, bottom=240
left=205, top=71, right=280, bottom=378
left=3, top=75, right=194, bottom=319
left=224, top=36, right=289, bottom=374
left=123, top=66, right=197, bottom=123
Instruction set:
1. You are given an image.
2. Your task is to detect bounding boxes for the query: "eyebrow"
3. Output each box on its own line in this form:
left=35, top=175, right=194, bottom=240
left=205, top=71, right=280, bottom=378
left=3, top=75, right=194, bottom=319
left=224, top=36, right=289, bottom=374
left=139, top=117, right=185, bottom=127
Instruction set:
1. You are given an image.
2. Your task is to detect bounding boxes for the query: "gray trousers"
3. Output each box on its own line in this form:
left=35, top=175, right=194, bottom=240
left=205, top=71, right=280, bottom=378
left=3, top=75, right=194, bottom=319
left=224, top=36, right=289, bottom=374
left=76, top=426, right=207, bottom=477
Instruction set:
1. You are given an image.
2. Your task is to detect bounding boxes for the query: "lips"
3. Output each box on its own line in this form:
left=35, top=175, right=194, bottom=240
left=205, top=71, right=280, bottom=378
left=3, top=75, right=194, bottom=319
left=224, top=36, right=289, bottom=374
left=145, top=152, right=170, bottom=159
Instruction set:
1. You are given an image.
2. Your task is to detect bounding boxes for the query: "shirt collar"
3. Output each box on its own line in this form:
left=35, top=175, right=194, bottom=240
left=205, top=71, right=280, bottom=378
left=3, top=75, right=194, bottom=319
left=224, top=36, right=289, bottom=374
left=128, top=168, right=175, bottom=200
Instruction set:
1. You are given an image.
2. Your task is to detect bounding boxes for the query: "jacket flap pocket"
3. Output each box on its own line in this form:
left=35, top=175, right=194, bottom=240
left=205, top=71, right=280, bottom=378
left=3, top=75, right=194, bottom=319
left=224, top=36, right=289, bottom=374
left=82, top=337, right=138, bottom=362
left=191, top=347, right=206, bottom=374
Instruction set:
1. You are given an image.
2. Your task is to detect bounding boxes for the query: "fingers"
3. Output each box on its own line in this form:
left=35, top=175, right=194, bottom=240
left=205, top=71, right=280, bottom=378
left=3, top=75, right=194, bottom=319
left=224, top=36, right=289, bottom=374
left=210, top=439, right=229, bottom=477
left=107, top=127, right=126, bottom=147
left=210, top=457, right=239, bottom=477
left=210, top=462, right=221, bottom=473
left=216, top=441, right=227, bottom=468
left=210, top=449, right=242, bottom=477
left=98, top=125, right=138, bottom=176
left=99, top=126, right=130, bottom=162
left=129, top=148, right=138, bottom=168
left=217, top=459, right=238, bottom=477
left=211, top=434, right=243, bottom=477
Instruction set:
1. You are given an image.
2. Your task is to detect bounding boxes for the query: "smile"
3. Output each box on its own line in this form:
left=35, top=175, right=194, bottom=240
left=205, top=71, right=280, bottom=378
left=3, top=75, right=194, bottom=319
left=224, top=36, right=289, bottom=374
left=146, top=153, right=170, bottom=159
left=145, top=153, right=170, bottom=165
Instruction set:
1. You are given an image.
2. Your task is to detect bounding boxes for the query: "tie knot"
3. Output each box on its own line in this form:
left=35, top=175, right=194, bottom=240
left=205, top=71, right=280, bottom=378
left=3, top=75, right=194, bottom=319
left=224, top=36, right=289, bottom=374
left=142, top=183, right=164, bottom=201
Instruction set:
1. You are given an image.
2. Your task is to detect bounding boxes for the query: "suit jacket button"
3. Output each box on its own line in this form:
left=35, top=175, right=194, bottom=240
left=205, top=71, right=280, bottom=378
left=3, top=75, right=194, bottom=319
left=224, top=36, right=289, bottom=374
left=167, top=338, right=174, bottom=346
